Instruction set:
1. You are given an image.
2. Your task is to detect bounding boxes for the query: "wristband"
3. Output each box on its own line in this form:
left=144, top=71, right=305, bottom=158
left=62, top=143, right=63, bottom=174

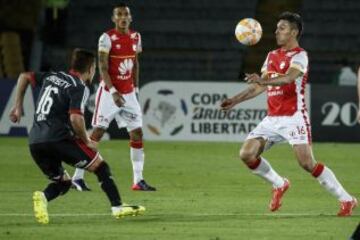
left=109, top=87, right=117, bottom=94
left=135, top=87, right=139, bottom=94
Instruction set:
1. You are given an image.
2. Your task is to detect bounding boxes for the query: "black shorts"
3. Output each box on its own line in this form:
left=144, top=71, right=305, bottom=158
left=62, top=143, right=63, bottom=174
left=29, top=139, right=99, bottom=181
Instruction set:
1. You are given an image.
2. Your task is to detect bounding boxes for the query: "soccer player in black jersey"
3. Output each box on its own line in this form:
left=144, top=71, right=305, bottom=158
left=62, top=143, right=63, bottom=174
left=9, top=48, right=145, bottom=224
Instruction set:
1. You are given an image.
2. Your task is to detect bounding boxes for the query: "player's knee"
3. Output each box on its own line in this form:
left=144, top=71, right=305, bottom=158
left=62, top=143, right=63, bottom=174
left=130, top=128, right=143, bottom=141
left=239, top=148, right=256, bottom=163
left=86, top=155, right=104, bottom=172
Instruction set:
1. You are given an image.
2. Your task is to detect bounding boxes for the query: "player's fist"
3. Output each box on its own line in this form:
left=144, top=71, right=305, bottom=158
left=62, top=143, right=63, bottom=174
left=112, top=92, right=125, bottom=107
left=9, top=106, right=22, bottom=123
left=220, top=99, right=235, bottom=110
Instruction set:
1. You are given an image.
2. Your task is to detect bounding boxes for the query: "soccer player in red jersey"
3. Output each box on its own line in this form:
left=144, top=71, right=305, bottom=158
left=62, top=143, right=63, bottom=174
left=221, top=12, right=357, bottom=216
left=72, top=3, right=156, bottom=191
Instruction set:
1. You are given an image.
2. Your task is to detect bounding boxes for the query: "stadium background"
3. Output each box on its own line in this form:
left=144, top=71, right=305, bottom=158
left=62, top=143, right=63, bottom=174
left=0, top=0, right=360, bottom=239
left=1, top=0, right=360, bottom=142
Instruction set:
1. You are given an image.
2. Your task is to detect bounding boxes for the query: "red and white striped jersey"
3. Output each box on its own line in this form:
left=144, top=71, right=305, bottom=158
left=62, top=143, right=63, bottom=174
left=261, top=47, right=309, bottom=116
left=98, top=28, right=142, bottom=94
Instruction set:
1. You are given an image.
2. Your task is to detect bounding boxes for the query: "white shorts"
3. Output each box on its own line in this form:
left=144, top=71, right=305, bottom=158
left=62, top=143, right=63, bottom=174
left=246, top=111, right=312, bottom=150
left=92, top=82, right=142, bottom=132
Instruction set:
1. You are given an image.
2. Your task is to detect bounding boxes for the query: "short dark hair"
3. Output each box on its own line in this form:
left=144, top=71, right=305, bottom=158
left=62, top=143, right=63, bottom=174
left=278, top=11, right=303, bottom=39
left=70, top=48, right=95, bottom=73
left=113, top=2, right=129, bottom=13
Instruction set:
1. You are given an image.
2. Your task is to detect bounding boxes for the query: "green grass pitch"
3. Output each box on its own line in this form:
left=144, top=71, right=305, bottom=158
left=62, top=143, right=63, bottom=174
left=0, top=137, right=359, bottom=239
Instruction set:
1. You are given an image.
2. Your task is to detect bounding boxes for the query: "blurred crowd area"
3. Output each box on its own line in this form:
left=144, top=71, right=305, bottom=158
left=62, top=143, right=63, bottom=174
left=0, top=0, right=359, bottom=85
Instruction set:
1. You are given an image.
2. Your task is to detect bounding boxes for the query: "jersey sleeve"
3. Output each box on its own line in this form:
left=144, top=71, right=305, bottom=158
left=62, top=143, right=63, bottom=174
left=260, top=53, right=270, bottom=74
left=68, top=85, right=89, bottom=115
left=98, top=33, right=112, bottom=53
left=28, top=72, right=46, bottom=88
left=290, top=51, right=308, bottom=73
left=136, top=32, right=142, bottom=53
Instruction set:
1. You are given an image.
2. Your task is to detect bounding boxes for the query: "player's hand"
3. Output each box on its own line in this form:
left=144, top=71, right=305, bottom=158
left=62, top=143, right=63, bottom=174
left=220, top=98, right=236, bottom=111
left=85, top=139, right=98, bottom=152
left=245, top=73, right=263, bottom=84
left=9, top=106, right=22, bottom=123
left=112, top=92, right=125, bottom=107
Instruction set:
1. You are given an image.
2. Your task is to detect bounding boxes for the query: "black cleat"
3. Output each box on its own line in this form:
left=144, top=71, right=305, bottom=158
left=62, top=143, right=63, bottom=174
left=132, top=180, right=156, bottom=191
left=72, top=179, right=91, bottom=191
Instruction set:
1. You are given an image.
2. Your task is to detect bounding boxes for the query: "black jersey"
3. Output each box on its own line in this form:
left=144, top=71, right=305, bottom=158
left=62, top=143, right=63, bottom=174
left=28, top=71, right=89, bottom=144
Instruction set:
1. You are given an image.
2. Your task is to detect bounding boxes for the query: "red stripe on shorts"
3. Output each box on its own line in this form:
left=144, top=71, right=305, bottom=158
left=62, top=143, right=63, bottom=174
left=93, top=86, right=103, bottom=126
left=301, top=110, right=312, bottom=145
left=75, top=139, right=97, bottom=159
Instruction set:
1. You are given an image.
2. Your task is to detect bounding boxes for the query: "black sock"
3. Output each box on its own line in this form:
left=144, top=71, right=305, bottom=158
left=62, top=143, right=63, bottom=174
left=43, top=180, right=71, bottom=202
left=95, top=162, right=122, bottom=206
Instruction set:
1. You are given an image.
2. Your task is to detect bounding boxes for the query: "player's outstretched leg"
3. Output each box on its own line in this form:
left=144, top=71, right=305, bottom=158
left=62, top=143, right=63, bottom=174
left=129, top=128, right=156, bottom=191
left=240, top=139, right=289, bottom=212
left=246, top=156, right=290, bottom=211
left=312, top=163, right=357, bottom=217
left=93, top=161, right=146, bottom=218
left=294, top=144, right=357, bottom=216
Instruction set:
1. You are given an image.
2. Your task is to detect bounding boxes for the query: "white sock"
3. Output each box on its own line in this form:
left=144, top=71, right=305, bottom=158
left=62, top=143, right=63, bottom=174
left=72, top=168, right=85, bottom=181
left=251, top=157, right=285, bottom=188
left=130, top=147, right=144, bottom=184
left=314, top=165, right=352, bottom=202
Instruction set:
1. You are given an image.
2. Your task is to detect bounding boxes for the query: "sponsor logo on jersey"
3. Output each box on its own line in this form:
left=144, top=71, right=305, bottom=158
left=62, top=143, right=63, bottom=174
left=118, top=59, right=134, bottom=79
left=280, top=61, right=286, bottom=69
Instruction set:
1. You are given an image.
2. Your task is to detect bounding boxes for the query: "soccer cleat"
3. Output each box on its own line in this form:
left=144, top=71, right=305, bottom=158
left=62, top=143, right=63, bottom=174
left=33, top=191, right=49, bottom=224
left=132, top=180, right=156, bottom=191
left=112, top=204, right=146, bottom=219
left=337, top=197, right=358, bottom=217
left=72, top=179, right=91, bottom=191
left=269, top=178, right=290, bottom=212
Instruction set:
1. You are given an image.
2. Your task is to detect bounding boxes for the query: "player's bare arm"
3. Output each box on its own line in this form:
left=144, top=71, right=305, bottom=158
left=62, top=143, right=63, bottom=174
left=98, top=51, right=125, bottom=107
left=70, top=114, right=97, bottom=150
left=9, top=72, right=33, bottom=123
left=245, top=67, right=302, bottom=86
left=221, top=83, right=266, bottom=110
left=134, top=54, right=140, bottom=90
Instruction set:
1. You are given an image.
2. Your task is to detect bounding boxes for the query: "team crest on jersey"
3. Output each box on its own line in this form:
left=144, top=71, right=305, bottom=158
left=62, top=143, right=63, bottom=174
left=280, top=61, right=286, bottom=69
left=110, top=34, right=119, bottom=41
left=115, top=44, right=121, bottom=49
